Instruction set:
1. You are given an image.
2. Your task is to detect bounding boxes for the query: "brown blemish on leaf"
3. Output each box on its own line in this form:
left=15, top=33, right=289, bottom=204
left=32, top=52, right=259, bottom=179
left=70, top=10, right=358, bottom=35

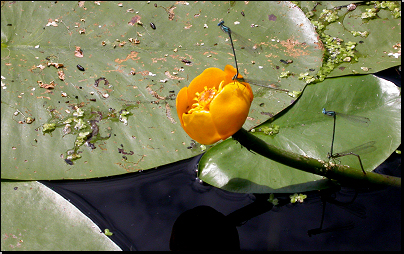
left=36, top=96, right=51, bottom=100
left=99, top=143, right=107, bottom=151
left=58, top=70, right=65, bottom=81
left=314, top=35, right=324, bottom=50
left=128, top=38, right=140, bottom=44
left=29, top=65, right=43, bottom=72
left=115, top=155, right=146, bottom=172
left=104, top=65, right=125, bottom=73
left=37, top=80, right=56, bottom=89
left=128, top=15, right=142, bottom=26
left=165, top=103, right=176, bottom=124
left=47, top=62, right=64, bottom=68
left=129, top=68, right=136, bottom=75
left=203, top=51, right=218, bottom=56
left=280, top=37, right=310, bottom=58
left=164, top=71, right=184, bottom=80
left=166, top=5, right=176, bottom=20
left=265, top=52, right=279, bottom=63
left=151, top=57, right=167, bottom=63
left=136, top=70, right=150, bottom=76
left=114, top=51, right=140, bottom=64
left=146, top=85, right=166, bottom=100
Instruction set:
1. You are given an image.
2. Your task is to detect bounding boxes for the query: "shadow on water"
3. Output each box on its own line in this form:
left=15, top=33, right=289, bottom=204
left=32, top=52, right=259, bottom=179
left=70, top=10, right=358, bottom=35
left=40, top=147, right=401, bottom=251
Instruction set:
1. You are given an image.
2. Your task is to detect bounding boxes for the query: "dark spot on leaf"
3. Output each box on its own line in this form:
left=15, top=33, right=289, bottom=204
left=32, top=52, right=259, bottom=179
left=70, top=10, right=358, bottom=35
left=118, top=147, right=134, bottom=155
left=261, top=112, right=273, bottom=117
left=268, top=14, right=277, bottom=21
left=77, top=64, right=85, bottom=71
left=65, top=159, right=74, bottom=165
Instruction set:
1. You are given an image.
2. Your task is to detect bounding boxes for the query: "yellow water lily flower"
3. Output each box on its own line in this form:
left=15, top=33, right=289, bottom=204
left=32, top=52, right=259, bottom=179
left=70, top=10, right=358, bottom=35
left=176, top=65, right=254, bottom=145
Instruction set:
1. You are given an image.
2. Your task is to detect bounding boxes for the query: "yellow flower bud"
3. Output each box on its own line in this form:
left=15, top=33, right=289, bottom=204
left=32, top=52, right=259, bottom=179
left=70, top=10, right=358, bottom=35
left=176, top=65, right=253, bottom=145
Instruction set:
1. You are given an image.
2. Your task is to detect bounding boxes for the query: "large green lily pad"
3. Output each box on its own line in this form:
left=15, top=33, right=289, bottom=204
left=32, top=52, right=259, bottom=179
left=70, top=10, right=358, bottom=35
left=1, top=1, right=322, bottom=180
left=198, top=74, right=401, bottom=193
left=1, top=180, right=121, bottom=251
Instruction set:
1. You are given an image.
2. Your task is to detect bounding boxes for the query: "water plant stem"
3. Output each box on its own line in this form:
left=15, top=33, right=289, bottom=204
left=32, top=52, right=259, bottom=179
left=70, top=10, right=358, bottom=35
left=232, top=128, right=401, bottom=188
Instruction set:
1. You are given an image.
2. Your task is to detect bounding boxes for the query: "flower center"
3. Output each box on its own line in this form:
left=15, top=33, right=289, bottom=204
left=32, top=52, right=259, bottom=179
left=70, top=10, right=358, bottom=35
left=188, top=82, right=224, bottom=114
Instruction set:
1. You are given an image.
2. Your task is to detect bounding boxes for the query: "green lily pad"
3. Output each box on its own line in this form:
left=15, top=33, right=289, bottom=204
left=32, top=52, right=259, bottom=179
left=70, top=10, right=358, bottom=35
left=1, top=180, right=121, bottom=251
left=1, top=1, right=322, bottom=180
left=198, top=74, right=401, bottom=193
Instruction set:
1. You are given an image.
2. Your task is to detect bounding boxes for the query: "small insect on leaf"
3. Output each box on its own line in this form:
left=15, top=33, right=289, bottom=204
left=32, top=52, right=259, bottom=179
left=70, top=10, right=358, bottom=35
left=150, top=22, right=156, bottom=30
left=77, top=64, right=85, bottom=71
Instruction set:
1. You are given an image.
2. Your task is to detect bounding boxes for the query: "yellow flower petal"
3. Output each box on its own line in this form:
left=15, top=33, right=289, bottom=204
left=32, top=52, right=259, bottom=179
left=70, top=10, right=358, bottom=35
left=182, top=111, right=222, bottom=145
left=176, top=87, right=190, bottom=127
left=224, top=65, right=253, bottom=102
left=210, top=81, right=252, bottom=138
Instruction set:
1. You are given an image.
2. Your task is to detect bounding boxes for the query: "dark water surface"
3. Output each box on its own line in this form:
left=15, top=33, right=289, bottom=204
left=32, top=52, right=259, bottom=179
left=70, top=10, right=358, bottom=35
left=40, top=148, right=400, bottom=251
left=40, top=68, right=401, bottom=251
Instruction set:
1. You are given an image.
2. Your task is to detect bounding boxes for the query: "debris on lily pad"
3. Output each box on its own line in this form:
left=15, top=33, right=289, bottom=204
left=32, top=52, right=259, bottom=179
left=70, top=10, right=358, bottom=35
left=104, top=229, right=113, bottom=236
left=74, top=46, right=84, bottom=58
